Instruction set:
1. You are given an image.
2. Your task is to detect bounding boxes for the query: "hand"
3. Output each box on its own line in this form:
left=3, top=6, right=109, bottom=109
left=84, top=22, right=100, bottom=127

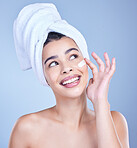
left=84, top=52, right=116, bottom=108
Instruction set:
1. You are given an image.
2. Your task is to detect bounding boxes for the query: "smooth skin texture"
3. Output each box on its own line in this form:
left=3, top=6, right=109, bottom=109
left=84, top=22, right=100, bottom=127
left=8, top=37, right=129, bottom=148
left=78, top=60, right=86, bottom=67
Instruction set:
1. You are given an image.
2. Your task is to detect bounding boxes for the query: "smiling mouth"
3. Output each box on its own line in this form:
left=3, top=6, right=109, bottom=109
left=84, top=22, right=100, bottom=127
left=60, top=76, right=81, bottom=88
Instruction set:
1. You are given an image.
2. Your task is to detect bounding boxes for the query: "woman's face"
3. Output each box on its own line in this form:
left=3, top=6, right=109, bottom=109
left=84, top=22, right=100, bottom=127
left=42, top=37, right=89, bottom=98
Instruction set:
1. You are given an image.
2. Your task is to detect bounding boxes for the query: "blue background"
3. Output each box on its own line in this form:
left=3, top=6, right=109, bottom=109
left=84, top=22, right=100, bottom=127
left=1, top=0, right=137, bottom=147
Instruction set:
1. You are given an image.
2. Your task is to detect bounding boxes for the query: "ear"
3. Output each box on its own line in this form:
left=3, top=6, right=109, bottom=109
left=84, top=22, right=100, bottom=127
left=45, top=78, right=50, bottom=86
left=43, top=70, right=50, bottom=86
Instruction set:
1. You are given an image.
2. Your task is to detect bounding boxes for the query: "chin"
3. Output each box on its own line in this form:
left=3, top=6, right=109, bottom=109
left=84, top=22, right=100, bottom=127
left=65, top=90, right=86, bottom=99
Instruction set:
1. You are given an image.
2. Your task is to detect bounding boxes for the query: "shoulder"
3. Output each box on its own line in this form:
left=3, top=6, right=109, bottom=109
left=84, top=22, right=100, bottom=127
left=8, top=113, right=36, bottom=148
left=110, top=111, right=130, bottom=148
left=14, top=113, right=41, bottom=133
left=8, top=112, right=49, bottom=148
left=111, top=111, right=128, bottom=126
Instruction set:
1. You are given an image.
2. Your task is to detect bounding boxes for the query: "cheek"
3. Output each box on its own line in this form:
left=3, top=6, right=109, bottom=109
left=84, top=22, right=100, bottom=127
left=82, top=64, right=89, bottom=77
left=84, top=66, right=89, bottom=81
left=72, top=56, right=84, bottom=67
left=72, top=59, right=89, bottom=80
left=78, top=63, right=89, bottom=83
left=73, top=58, right=87, bottom=72
left=44, top=68, right=60, bottom=84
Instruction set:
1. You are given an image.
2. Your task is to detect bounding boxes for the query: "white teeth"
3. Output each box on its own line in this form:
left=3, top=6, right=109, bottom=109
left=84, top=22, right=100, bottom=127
left=62, top=77, right=79, bottom=85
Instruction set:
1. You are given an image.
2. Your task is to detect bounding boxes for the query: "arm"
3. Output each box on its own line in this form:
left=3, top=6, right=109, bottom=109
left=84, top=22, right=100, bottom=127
left=95, top=102, right=122, bottom=148
left=84, top=52, right=129, bottom=148
left=95, top=102, right=129, bottom=148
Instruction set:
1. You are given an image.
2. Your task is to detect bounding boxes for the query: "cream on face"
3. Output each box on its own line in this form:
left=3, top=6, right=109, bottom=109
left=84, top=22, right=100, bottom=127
left=78, top=59, right=86, bottom=67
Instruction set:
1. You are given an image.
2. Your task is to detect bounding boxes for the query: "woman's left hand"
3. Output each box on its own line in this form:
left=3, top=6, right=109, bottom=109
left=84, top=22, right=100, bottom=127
left=84, top=52, right=116, bottom=108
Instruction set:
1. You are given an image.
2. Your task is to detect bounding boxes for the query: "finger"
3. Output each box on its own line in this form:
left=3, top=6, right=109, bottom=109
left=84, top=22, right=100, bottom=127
left=91, top=52, right=105, bottom=72
left=84, top=58, right=98, bottom=79
left=108, top=57, right=116, bottom=77
left=104, top=52, right=111, bottom=72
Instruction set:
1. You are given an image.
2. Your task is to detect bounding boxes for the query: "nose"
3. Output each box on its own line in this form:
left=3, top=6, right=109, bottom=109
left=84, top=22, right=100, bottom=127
left=61, top=62, right=73, bottom=74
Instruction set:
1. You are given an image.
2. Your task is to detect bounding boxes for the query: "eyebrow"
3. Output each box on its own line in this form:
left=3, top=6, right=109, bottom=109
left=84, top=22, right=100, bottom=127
left=44, top=48, right=79, bottom=65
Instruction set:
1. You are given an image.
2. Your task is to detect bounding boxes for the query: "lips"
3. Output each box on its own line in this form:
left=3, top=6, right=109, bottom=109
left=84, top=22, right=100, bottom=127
left=60, top=74, right=81, bottom=85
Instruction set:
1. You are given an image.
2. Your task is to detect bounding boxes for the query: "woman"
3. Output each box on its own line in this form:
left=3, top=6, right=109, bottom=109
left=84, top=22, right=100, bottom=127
left=9, top=3, right=129, bottom=148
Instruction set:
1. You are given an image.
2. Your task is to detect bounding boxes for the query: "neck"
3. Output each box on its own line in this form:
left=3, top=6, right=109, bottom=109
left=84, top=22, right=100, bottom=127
left=53, top=90, right=91, bottom=130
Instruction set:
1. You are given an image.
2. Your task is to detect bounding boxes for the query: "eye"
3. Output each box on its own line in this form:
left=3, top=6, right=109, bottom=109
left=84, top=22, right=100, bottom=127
left=70, top=54, right=78, bottom=60
left=49, top=61, right=58, bottom=67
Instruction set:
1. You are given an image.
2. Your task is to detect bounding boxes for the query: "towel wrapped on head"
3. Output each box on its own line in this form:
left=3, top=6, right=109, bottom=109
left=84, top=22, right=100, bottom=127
left=13, top=3, right=90, bottom=86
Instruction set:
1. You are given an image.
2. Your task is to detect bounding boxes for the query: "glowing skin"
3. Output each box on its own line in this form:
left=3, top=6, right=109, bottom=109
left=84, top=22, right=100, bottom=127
left=78, top=59, right=86, bottom=67
left=42, top=37, right=89, bottom=98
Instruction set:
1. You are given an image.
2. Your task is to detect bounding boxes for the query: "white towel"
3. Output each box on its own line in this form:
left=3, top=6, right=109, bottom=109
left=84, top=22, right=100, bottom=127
left=13, top=3, right=90, bottom=86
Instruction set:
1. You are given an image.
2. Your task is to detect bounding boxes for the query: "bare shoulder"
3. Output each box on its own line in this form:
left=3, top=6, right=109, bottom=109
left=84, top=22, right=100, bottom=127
left=111, top=111, right=128, bottom=127
left=111, top=111, right=130, bottom=148
left=8, top=109, right=52, bottom=148
left=8, top=113, right=38, bottom=148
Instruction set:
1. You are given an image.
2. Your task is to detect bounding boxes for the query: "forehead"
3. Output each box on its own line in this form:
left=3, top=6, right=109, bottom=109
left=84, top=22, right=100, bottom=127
left=42, top=37, right=81, bottom=57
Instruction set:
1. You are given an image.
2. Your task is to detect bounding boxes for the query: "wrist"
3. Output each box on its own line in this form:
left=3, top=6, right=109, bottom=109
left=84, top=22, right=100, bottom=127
left=93, top=100, right=110, bottom=113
